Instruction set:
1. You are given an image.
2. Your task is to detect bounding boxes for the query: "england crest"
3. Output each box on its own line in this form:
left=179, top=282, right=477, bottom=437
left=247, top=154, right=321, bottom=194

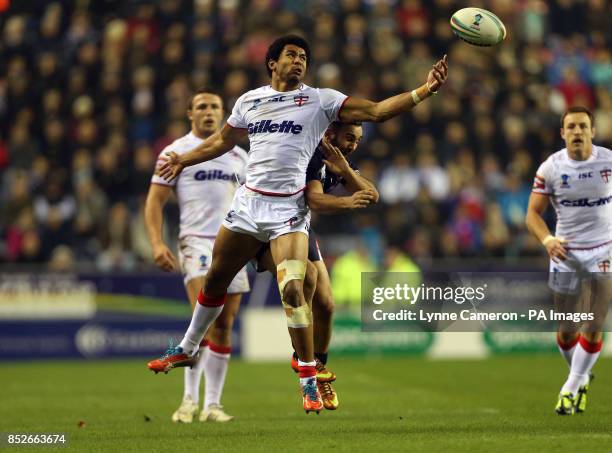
left=600, top=168, right=611, bottom=183
left=294, top=94, right=309, bottom=106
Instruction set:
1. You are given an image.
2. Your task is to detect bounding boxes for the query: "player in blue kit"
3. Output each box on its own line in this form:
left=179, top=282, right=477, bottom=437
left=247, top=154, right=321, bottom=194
left=254, top=121, right=377, bottom=410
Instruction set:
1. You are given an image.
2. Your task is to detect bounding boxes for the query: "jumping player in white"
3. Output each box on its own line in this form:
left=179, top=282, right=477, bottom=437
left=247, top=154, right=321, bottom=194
left=148, top=34, right=448, bottom=413
left=526, top=106, right=612, bottom=415
left=145, top=88, right=249, bottom=422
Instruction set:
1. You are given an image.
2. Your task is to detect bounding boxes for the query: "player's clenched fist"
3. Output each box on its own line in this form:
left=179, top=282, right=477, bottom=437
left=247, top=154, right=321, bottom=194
left=157, top=151, right=184, bottom=182
left=346, top=189, right=377, bottom=209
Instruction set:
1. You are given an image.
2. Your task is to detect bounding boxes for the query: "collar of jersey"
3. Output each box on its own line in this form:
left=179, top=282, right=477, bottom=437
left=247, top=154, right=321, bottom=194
left=186, top=131, right=206, bottom=142
left=564, top=145, right=598, bottom=165
left=266, top=83, right=308, bottom=94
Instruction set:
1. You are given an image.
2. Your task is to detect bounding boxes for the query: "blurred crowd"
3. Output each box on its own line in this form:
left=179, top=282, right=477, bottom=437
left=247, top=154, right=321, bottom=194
left=1, top=0, right=611, bottom=271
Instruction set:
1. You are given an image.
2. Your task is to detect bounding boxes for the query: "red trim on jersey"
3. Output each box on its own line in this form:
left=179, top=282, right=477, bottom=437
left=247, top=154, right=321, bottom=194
left=579, top=336, right=603, bottom=353
left=298, top=365, right=317, bottom=378
left=337, top=96, right=351, bottom=120
left=535, top=174, right=546, bottom=181
left=178, top=234, right=218, bottom=240
left=226, top=122, right=247, bottom=130
left=197, top=289, right=226, bottom=307
left=208, top=341, right=232, bottom=354
left=566, top=239, right=612, bottom=251
left=246, top=185, right=306, bottom=197
left=557, top=332, right=580, bottom=350
left=200, top=338, right=209, bottom=347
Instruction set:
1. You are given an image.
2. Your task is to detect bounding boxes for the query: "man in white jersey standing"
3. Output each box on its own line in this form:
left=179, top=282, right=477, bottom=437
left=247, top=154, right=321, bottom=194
left=145, top=88, right=249, bottom=423
left=148, top=34, right=448, bottom=413
left=526, top=106, right=612, bottom=415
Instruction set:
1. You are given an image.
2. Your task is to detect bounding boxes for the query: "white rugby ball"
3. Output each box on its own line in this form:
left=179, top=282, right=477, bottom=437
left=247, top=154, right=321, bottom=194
left=450, top=7, right=506, bottom=47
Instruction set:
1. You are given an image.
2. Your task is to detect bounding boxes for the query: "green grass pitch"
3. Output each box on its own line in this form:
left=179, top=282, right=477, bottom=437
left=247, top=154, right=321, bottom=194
left=1, top=356, right=611, bottom=452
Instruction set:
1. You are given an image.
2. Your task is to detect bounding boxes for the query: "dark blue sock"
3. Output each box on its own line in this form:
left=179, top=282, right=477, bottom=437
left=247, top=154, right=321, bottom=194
left=315, top=352, right=328, bottom=365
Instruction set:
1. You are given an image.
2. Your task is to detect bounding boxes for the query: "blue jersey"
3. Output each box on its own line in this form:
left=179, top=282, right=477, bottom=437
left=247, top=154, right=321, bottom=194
left=305, top=146, right=359, bottom=196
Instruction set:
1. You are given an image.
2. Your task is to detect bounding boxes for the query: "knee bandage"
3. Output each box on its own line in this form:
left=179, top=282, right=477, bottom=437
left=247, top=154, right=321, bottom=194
left=277, top=259, right=307, bottom=294
left=277, top=260, right=310, bottom=328
left=282, top=302, right=312, bottom=328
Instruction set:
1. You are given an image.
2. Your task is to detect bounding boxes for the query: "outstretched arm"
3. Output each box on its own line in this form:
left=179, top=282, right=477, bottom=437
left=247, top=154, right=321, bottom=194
left=158, top=124, right=247, bottom=182
left=339, top=55, right=448, bottom=123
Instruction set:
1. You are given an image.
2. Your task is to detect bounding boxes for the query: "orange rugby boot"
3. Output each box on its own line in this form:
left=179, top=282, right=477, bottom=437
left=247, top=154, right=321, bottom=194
left=317, top=379, right=339, bottom=410
left=148, top=342, right=196, bottom=374
left=315, top=359, right=336, bottom=383
left=301, top=377, right=324, bottom=414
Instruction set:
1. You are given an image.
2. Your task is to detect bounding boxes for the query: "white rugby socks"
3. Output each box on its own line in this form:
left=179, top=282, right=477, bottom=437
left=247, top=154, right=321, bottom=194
left=179, top=291, right=226, bottom=354
left=183, top=340, right=208, bottom=404
left=203, top=342, right=231, bottom=410
left=298, top=360, right=317, bottom=386
left=556, top=332, right=579, bottom=368
left=561, top=336, right=602, bottom=395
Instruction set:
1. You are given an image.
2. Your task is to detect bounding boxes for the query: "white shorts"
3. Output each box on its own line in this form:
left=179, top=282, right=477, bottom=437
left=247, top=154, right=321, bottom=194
left=549, top=242, right=612, bottom=294
left=222, top=185, right=311, bottom=242
left=178, top=235, right=250, bottom=293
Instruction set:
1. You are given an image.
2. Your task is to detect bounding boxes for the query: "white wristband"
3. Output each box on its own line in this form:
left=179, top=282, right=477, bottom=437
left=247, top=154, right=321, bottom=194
left=411, top=89, right=422, bottom=105
left=542, top=235, right=556, bottom=246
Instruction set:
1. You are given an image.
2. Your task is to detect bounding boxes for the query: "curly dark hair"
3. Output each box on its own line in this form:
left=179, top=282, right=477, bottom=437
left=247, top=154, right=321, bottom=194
left=265, top=34, right=311, bottom=77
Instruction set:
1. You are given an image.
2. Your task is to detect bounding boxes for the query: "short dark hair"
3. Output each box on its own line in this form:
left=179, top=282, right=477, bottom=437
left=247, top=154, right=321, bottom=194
left=561, top=106, right=594, bottom=128
left=328, top=121, right=362, bottom=132
left=189, top=87, right=222, bottom=110
left=265, top=34, right=311, bottom=77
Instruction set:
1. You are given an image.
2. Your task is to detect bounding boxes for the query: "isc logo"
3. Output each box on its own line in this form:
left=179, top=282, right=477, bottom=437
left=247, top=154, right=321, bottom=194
left=247, top=120, right=303, bottom=135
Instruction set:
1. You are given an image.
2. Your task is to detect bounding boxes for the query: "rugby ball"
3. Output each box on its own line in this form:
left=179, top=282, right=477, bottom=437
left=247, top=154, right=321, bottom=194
left=450, top=7, right=506, bottom=47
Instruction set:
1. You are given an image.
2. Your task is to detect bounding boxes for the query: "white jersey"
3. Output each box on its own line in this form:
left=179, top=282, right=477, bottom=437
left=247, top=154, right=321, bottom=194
left=152, top=132, right=248, bottom=239
left=532, top=145, right=612, bottom=248
left=227, top=84, right=348, bottom=195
